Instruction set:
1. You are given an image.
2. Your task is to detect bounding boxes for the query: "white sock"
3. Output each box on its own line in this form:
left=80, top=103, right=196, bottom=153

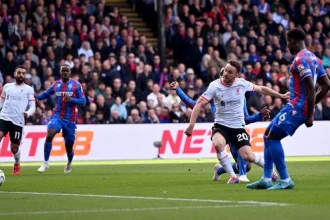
left=282, top=178, right=290, bottom=183
left=44, top=161, right=49, bottom=166
left=217, top=152, right=236, bottom=177
left=263, top=177, right=272, bottom=182
left=14, top=149, right=20, bottom=165
left=253, top=155, right=265, bottom=168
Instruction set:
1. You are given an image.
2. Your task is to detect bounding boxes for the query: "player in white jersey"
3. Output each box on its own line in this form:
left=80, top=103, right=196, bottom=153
left=185, top=60, right=290, bottom=183
left=0, top=66, right=36, bottom=175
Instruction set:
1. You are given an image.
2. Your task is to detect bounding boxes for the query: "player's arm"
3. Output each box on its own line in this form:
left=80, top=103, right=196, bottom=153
left=185, top=97, right=209, bottom=136
left=0, top=86, right=6, bottom=110
left=37, top=82, right=56, bottom=100
left=185, top=83, right=215, bottom=136
left=244, top=98, right=270, bottom=124
left=25, top=90, right=36, bottom=117
left=244, top=98, right=262, bottom=124
left=254, top=85, right=289, bottom=99
left=171, top=82, right=216, bottom=117
left=176, top=87, right=197, bottom=109
left=315, top=63, right=330, bottom=104
left=302, top=76, right=315, bottom=123
left=70, top=82, right=86, bottom=105
left=297, top=57, right=318, bottom=127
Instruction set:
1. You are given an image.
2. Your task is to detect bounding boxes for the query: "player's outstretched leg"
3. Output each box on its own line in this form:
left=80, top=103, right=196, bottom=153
left=38, top=129, right=57, bottom=173
left=212, top=133, right=239, bottom=184
left=64, top=139, right=74, bottom=174
left=11, top=143, right=21, bottom=176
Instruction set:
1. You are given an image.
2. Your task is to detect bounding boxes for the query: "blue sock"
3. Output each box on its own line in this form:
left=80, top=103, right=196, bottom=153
left=65, top=139, right=75, bottom=163
left=67, top=150, right=74, bottom=163
left=44, top=142, right=52, bottom=162
left=267, top=139, right=289, bottom=180
left=217, top=167, right=226, bottom=175
left=238, top=154, right=247, bottom=176
left=263, top=137, right=274, bottom=179
left=232, top=163, right=239, bottom=174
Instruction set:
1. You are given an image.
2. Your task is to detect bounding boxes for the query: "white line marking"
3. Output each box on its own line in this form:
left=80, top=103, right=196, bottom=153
left=0, top=191, right=290, bottom=206
left=0, top=205, right=270, bottom=216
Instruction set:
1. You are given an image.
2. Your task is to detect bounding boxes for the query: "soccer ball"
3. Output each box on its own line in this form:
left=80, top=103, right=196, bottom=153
left=0, top=169, right=5, bottom=187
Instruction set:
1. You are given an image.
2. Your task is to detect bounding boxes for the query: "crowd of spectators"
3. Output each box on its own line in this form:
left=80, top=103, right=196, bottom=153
left=0, top=0, right=330, bottom=125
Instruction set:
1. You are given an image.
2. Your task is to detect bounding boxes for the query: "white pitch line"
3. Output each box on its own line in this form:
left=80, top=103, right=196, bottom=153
left=0, top=191, right=290, bottom=206
left=0, top=205, right=271, bottom=216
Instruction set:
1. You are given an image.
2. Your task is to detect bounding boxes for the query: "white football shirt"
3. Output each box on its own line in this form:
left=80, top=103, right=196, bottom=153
left=0, top=83, right=35, bottom=127
left=201, top=78, right=255, bottom=129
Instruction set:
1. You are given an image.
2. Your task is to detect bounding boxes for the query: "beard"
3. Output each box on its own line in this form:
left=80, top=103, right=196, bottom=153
left=16, top=78, right=24, bottom=84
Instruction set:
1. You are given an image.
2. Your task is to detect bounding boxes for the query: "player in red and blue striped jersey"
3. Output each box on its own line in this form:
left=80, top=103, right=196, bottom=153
left=36, top=65, right=86, bottom=174
left=248, top=28, right=330, bottom=190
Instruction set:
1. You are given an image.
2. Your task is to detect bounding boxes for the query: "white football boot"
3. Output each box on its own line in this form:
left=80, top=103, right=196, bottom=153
left=38, top=162, right=49, bottom=173
left=213, top=163, right=222, bottom=181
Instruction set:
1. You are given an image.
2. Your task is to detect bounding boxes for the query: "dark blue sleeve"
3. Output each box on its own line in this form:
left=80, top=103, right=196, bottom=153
left=71, top=82, right=86, bottom=105
left=244, top=97, right=262, bottom=124
left=176, top=87, right=196, bottom=109
left=245, top=113, right=262, bottom=125
left=210, top=100, right=216, bottom=118
left=37, top=82, right=55, bottom=100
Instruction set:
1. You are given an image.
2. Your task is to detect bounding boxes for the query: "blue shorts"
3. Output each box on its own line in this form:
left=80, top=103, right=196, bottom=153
left=267, top=104, right=307, bottom=137
left=47, top=116, right=77, bottom=141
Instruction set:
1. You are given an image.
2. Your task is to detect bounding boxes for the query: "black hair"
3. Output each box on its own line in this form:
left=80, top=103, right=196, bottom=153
left=15, top=65, right=26, bottom=72
left=287, top=28, right=306, bottom=41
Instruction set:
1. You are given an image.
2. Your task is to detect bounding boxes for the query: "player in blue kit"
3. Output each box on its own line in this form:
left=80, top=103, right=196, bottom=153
left=247, top=28, right=330, bottom=190
left=170, top=74, right=277, bottom=183
left=36, top=65, right=86, bottom=174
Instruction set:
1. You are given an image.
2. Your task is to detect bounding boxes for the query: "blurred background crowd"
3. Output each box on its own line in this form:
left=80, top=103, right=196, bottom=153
left=0, top=0, right=329, bottom=125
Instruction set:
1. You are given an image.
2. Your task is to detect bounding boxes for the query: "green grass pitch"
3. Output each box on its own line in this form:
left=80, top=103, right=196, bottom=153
left=0, top=158, right=330, bottom=220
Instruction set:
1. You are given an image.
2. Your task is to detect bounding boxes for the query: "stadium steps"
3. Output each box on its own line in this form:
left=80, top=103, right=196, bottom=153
left=106, top=0, right=156, bottom=47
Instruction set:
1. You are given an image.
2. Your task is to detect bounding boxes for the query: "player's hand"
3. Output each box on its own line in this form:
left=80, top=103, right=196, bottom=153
left=259, top=107, right=270, bottom=119
left=184, top=124, right=194, bottom=137
left=63, top=93, right=72, bottom=102
left=282, top=92, right=290, bottom=101
left=305, top=116, right=314, bottom=128
left=170, top=82, right=179, bottom=90
left=24, top=112, right=28, bottom=119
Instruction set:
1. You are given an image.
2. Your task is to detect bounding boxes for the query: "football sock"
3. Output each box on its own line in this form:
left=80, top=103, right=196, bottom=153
left=44, top=142, right=52, bottom=163
left=217, top=167, right=226, bottom=175
left=263, top=136, right=274, bottom=181
left=267, top=139, right=290, bottom=180
left=217, top=163, right=240, bottom=175
left=253, top=155, right=265, bottom=168
left=232, top=162, right=239, bottom=174
left=14, top=149, right=20, bottom=165
left=217, top=152, right=236, bottom=177
left=65, top=140, right=75, bottom=163
left=238, top=153, right=247, bottom=176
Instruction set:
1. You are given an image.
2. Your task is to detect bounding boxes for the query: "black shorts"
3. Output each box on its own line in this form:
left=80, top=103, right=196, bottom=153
left=211, top=123, right=250, bottom=149
left=0, top=119, right=23, bottom=145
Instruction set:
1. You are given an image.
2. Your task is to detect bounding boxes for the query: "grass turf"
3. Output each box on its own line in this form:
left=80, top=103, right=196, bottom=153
left=0, top=160, right=330, bottom=220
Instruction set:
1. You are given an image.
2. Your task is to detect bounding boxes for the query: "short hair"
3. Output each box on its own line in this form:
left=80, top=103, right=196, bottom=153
left=287, top=28, right=306, bottom=41
left=60, top=64, right=71, bottom=71
left=15, top=65, right=26, bottom=72
left=220, top=68, right=225, bottom=76
left=227, top=60, right=242, bottom=74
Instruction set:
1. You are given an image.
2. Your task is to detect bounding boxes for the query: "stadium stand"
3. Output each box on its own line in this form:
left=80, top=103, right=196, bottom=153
left=0, top=0, right=329, bottom=124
